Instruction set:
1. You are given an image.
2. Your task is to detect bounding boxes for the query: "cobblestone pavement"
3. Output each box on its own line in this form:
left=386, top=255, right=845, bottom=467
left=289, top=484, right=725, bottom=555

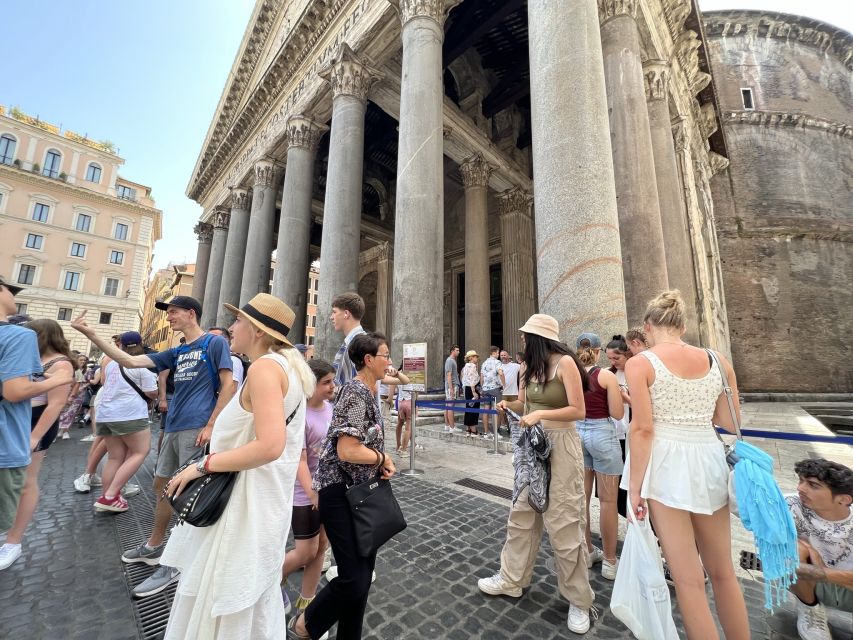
left=3, top=411, right=852, bottom=639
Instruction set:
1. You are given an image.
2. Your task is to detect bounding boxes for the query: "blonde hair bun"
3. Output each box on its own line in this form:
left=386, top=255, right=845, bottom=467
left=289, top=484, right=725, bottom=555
left=643, top=289, right=686, bottom=329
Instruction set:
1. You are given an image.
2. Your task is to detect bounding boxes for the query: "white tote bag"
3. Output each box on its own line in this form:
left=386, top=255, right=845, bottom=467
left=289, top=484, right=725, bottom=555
left=611, top=510, right=680, bottom=639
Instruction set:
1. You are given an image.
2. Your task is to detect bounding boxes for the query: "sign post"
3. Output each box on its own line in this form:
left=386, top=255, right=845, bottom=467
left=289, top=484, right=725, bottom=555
left=401, top=342, right=426, bottom=476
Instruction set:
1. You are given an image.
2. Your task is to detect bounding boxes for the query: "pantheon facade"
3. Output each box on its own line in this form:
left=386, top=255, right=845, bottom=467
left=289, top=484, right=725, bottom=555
left=185, top=1, right=851, bottom=393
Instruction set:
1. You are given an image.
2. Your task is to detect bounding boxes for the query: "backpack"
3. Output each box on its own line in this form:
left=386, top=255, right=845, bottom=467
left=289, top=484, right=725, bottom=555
left=172, top=334, right=220, bottom=394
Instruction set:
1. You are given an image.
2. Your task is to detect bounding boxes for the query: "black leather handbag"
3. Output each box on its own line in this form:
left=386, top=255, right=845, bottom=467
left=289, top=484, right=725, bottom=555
left=341, top=462, right=407, bottom=557
left=169, top=403, right=301, bottom=527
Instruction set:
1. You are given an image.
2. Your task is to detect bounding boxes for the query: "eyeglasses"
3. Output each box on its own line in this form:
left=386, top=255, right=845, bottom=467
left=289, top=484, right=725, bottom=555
left=374, top=352, right=392, bottom=360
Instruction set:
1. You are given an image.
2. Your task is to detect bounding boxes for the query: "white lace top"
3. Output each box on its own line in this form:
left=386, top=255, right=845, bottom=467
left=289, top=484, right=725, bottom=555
left=642, top=351, right=722, bottom=427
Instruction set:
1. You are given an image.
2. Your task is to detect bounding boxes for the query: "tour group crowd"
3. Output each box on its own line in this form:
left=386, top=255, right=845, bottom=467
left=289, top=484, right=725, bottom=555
left=0, top=273, right=851, bottom=640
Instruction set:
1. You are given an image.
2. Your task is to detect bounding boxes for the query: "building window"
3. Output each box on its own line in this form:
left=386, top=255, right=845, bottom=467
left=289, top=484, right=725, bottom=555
left=15, top=303, right=27, bottom=315
left=57, top=307, right=72, bottom=321
left=116, top=184, right=136, bottom=201
left=17, top=264, right=36, bottom=285
left=63, top=271, right=81, bottom=291
left=114, top=222, right=129, bottom=241
left=70, top=242, right=86, bottom=258
left=109, top=250, right=124, bottom=265
left=310, top=315, right=316, bottom=328
left=307, top=335, right=314, bottom=346
left=741, top=88, right=754, bottom=110
left=32, top=202, right=50, bottom=223
left=104, top=278, right=119, bottom=296
left=85, top=163, right=102, bottom=183
left=99, top=312, right=112, bottom=325
left=25, top=233, right=43, bottom=250
left=75, top=213, right=92, bottom=232
left=43, top=150, right=62, bottom=178
left=0, top=135, right=16, bottom=165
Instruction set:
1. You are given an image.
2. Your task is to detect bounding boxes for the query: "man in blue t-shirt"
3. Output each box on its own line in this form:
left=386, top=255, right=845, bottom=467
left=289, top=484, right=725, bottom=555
left=0, top=277, right=73, bottom=536
left=71, top=295, right=234, bottom=597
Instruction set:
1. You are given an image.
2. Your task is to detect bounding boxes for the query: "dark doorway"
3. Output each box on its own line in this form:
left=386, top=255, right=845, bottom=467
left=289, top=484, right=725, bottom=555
left=456, top=264, right=504, bottom=352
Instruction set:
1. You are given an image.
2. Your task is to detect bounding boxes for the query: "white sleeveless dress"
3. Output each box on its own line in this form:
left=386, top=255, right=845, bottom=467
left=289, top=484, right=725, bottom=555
left=620, top=351, right=729, bottom=515
left=162, top=353, right=305, bottom=640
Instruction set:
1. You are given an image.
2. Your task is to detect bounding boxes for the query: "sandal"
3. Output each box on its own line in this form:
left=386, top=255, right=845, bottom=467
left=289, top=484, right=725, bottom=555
left=286, top=615, right=310, bottom=639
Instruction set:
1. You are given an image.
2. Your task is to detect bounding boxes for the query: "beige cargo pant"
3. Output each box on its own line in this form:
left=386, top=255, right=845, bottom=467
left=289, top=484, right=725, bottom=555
left=499, top=425, right=594, bottom=608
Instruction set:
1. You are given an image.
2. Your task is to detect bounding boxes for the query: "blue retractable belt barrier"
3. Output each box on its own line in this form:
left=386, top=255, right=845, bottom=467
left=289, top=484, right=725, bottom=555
left=717, top=427, right=853, bottom=446
left=416, top=401, right=499, bottom=415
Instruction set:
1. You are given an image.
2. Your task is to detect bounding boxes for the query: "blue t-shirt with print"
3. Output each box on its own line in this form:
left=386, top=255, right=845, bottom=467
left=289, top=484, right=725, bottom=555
left=148, top=333, right=232, bottom=433
left=0, top=325, right=42, bottom=467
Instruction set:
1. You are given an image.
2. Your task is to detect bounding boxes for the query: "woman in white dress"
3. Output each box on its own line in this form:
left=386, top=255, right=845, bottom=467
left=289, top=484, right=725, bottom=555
left=163, top=293, right=315, bottom=640
left=623, top=290, right=749, bottom=639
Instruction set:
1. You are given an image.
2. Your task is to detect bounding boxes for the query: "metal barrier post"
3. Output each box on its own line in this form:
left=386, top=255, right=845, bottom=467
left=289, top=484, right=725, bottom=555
left=401, top=390, right=424, bottom=476
left=486, top=397, right=504, bottom=455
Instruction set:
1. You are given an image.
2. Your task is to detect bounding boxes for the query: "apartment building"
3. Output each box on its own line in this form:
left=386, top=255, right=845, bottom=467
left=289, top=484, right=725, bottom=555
left=0, top=105, right=162, bottom=354
left=140, top=263, right=194, bottom=352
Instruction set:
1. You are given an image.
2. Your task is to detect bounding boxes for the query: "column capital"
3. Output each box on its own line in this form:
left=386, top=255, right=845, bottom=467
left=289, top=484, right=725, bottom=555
left=643, top=60, right=671, bottom=102
left=387, top=0, right=461, bottom=29
left=285, top=115, right=329, bottom=152
left=459, top=153, right=494, bottom=188
left=212, top=206, right=230, bottom=230
left=318, top=43, right=384, bottom=103
left=254, top=159, right=277, bottom=188
left=497, top=187, right=533, bottom=216
left=598, top=0, right=639, bottom=24
left=194, top=221, right=213, bottom=243
left=230, top=187, right=251, bottom=210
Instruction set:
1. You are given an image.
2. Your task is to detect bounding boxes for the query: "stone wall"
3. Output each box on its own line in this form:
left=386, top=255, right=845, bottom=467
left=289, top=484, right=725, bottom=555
left=705, top=11, right=853, bottom=393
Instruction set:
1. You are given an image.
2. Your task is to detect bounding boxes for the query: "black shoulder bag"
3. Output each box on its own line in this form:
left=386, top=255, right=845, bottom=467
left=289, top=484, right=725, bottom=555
left=169, top=401, right=301, bottom=527
left=119, top=366, right=151, bottom=404
left=339, top=455, right=407, bottom=557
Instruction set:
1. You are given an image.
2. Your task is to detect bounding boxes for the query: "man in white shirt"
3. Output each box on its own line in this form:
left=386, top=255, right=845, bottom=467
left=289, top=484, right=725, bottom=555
left=786, top=458, right=853, bottom=640
left=208, top=327, right=245, bottom=385
left=479, top=346, right=504, bottom=438
left=499, top=350, right=520, bottom=433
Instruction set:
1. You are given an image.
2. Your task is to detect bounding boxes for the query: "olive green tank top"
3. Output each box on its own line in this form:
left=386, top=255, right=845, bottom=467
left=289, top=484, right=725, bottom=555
left=526, top=375, right=568, bottom=411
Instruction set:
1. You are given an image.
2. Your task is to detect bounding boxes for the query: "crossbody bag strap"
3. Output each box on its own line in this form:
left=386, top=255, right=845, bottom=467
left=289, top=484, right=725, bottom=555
left=119, top=365, right=150, bottom=402
left=705, top=349, right=742, bottom=440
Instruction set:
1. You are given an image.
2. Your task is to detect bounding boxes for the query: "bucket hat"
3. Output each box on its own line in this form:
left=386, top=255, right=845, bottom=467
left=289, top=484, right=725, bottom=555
left=224, top=293, right=296, bottom=347
left=519, top=314, right=559, bottom=342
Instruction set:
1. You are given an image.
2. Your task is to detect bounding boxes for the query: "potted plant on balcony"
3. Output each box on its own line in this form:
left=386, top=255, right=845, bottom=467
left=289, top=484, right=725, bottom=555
left=12, top=159, right=21, bottom=168
left=32, top=163, right=40, bottom=173
left=59, top=172, right=67, bottom=181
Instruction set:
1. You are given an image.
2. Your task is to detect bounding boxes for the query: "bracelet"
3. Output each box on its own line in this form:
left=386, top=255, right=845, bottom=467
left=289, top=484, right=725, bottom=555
left=196, top=455, right=208, bottom=475
left=204, top=453, right=215, bottom=474
left=372, top=449, right=381, bottom=468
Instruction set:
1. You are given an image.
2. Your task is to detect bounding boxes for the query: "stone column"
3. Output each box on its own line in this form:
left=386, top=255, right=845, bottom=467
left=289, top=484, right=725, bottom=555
left=239, top=159, right=278, bottom=306
left=215, top=188, right=251, bottom=324
left=314, top=44, right=383, bottom=359
left=644, top=60, right=699, bottom=341
left=499, top=188, right=536, bottom=356
left=191, top=222, right=213, bottom=304
left=201, top=207, right=229, bottom=329
left=527, top=0, right=627, bottom=343
left=599, top=0, right=668, bottom=325
left=374, top=243, right=394, bottom=337
left=460, top=153, right=493, bottom=359
left=273, top=116, right=328, bottom=343
left=388, top=0, right=459, bottom=385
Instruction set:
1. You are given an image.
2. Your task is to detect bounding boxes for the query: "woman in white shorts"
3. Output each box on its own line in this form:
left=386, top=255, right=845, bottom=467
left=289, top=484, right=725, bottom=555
left=622, top=290, right=748, bottom=639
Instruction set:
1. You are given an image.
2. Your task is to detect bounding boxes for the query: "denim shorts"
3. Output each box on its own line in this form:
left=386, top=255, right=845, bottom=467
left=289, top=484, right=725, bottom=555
left=577, top=418, right=624, bottom=476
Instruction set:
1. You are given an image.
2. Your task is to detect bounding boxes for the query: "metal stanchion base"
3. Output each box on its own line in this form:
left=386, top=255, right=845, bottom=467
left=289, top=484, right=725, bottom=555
left=401, top=468, right=424, bottom=476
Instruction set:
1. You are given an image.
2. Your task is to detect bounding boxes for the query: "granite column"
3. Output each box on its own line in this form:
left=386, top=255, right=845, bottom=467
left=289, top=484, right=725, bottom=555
left=191, top=222, right=213, bottom=305
left=599, top=0, right=668, bottom=325
left=217, top=188, right=251, bottom=323
left=388, top=0, right=459, bottom=385
left=273, top=116, right=327, bottom=343
left=201, top=207, right=229, bottom=329
left=499, top=188, right=536, bottom=356
left=240, top=159, right=278, bottom=306
left=314, top=45, right=382, bottom=360
left=527, top=0, right=627, bottom=343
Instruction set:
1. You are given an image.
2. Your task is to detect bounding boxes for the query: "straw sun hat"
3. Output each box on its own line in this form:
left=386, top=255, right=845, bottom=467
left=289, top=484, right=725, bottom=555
left=465, top=350, right=478, bottom=360
left=518, top=314, right=560, bottom=342
left=223, top=293, right=296, bottom=347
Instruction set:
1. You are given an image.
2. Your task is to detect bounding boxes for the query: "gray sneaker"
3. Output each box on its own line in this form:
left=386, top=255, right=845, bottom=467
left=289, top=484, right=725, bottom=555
left=121, top=483, right=141, bottom=498
left=121, top=542, right=164, bottom=566
left=132, top=565, right=180, bottom=598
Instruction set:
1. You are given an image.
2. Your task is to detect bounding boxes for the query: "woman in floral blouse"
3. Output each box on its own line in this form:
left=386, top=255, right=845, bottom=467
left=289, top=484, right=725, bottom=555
left=460, top=350, right=481, bottom=436
left=288, top=332, right=397, bottom=640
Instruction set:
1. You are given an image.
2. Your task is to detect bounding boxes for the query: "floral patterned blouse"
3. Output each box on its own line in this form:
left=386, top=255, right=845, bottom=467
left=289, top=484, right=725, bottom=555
left=461, top=362, right=479, bottom=388
left=313, top=379, right=385, bottom=491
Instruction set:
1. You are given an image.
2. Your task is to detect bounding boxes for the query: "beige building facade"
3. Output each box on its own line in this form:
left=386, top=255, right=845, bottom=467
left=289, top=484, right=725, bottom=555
left=140, top=263, right=195, bottom=352
left=0, top=106, right=162, bottom=355
left=185, top=0, right=847, bottom=392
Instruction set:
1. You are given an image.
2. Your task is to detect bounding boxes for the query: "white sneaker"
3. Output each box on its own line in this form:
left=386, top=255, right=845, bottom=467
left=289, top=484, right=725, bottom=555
left=321, top=547, right=332, bottom=572
left=477, top=572, right=522, bottom=598
left=587, top=545, right=603, bottom=568
left=90, top=474, right=102, bottom=486
left=73, top=473, right=92, bottom=493
left=567, top=603, right=591, bottom=634
left=80, top=434, right=95, bottom=443
left=324, top=565, right=376, bottom=583
left=602, top=558, right=618, bottom=581
left=796, top=599, right=832, bottom=640
left=121, top=483, right=141, bottom=498
left=61, top=431, right=71, bottom=440
left=0, top=543, right=22, bottom=570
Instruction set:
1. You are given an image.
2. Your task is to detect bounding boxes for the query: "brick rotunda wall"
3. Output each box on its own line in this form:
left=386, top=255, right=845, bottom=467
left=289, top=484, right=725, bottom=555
left=704, top=10, right=853, bottom=393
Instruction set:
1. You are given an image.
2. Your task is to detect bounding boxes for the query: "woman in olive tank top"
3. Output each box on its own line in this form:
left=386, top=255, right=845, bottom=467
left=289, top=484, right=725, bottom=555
left=476, top=314, right=597, bottom=635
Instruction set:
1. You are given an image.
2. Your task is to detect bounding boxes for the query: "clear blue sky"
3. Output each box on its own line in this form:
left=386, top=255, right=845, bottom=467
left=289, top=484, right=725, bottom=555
left=2, top=1, right=848, bottom=275
left=1, top=1, right=254, bottom=271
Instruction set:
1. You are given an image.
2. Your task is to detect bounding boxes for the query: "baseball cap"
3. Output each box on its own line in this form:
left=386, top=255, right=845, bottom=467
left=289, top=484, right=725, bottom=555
left=155, top=295, right=202, bottom=319
left=0, top=276, right=22, bottom=296
left=294, top=343, right=308, bottom=355
left=119, top=331, right=143, bottom=347
left=575, top=332, right=602, bottom=349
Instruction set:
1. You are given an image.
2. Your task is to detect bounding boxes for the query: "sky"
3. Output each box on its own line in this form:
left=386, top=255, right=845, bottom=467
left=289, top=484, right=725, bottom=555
left=2, top=1, right=850, bottom=275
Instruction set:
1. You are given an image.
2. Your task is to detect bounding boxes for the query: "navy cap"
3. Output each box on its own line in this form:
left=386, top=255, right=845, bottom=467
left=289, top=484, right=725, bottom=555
left=575, top=332, right=602, bottom=349
left=120, top=331, right=143, bottom=347
left=155, top=295, right=202, bottom=319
